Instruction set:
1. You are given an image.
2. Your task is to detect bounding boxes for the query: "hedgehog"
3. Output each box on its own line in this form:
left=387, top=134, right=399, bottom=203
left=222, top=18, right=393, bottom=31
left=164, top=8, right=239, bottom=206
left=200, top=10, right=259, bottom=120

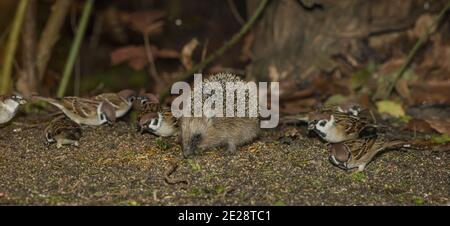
left=180, top=72, right=260, bottom=158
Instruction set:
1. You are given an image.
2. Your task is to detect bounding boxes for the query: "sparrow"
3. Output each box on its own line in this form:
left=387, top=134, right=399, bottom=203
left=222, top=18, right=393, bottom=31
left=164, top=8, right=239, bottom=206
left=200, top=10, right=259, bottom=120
left=328, top=135, right=411, bottom=172
left=44, top=115, right=82, bottom=148
left=135, top=93, right=161, bottom=120
left=138, top=109, right=178, bottom=137
left=133, top=92, right=174, bottom=136
left=93, top=89, right=137, bottom=118
left=308, top=105, right=377, bottom=143
left=33, top=96, right=117, bottom=126
left=0, top=95, right=27, bottom=124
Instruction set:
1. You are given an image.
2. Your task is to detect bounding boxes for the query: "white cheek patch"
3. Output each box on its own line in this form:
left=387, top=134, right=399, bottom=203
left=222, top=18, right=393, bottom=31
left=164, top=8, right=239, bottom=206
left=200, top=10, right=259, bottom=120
left=97, top=103, right=104, bottom=122
left=148, top=113, right=163, bottom=130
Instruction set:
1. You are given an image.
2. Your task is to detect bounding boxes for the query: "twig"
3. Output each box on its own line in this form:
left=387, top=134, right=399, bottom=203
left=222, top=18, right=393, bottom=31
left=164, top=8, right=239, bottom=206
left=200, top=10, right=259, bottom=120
left=143, top=33, right=161, bottom=85
left=227, top=0, right=245, bottom=25
left=164, top=161, right=189, bottom=185
left=0, top=24, right=12, bottom=46
left=18, top=0, right=38, bottom=96
left=159, top=0, right=270, bottom=101
left=57, top=0, right=94, bottom=97
left=36, top=0, right=72, bottom=84
left=201, top=39, right=209, bottom=63
left=382, top=1, right=450, bottom=99
left=0, top=0, right=29, bottom=94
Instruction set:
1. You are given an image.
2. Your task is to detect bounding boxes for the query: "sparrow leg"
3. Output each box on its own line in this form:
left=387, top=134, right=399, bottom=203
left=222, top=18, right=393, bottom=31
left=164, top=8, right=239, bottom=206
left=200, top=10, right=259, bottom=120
left=348, top=164, right=366, bottom=174
left=56, top=137, right=79, bottom=149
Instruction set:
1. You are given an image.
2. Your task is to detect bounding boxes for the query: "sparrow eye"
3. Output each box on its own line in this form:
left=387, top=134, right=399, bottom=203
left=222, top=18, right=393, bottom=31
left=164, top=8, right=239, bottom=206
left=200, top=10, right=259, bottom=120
left=100, top=113, right=105, bottom=121
left=319, top=120, right=326, bottom=127
left=152, top=118, right=159, bottom=126
left=129, top=96, right=136, bottom=102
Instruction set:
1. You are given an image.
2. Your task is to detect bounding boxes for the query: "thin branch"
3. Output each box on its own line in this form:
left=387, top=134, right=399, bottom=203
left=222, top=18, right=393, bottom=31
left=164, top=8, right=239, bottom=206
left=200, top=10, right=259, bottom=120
left=0, top=0, right=29, bottom=94
left=18, top=0, right=38, bottom=96
left=57, top=0, right=94, bottom=98
left=0, top=24, right=12, bottom=46
left=159, top=0, right=270, bottom=101
left=36, top=0, right=72, bottom=84
left=143, top=33, right=160, bottom=84
left=382, top=1, right=450, bottom=100
left=227, top=0, right=245, bottom=25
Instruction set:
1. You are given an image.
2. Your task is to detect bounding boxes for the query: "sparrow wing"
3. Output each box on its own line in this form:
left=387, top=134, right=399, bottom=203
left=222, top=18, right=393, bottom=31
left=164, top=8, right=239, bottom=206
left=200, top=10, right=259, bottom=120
left=61, top=97, right=100, bottom=119
left=137, top=102, right=161, bottom=121
left=94, top=93, right=127, bottom=110
left=349, top=136, right=377, bottom=161
left=45, top=115, right=82, bottom=141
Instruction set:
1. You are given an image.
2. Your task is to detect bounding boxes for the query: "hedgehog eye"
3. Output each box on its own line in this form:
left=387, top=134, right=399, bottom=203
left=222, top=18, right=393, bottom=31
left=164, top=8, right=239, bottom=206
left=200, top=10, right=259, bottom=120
left=319, top=120, right=326, bottom=127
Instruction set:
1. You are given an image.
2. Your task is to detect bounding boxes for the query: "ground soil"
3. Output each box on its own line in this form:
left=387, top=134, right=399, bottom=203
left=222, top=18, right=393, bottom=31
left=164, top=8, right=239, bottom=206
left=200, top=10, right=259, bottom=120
left=0, top=115, right=448, bottom=205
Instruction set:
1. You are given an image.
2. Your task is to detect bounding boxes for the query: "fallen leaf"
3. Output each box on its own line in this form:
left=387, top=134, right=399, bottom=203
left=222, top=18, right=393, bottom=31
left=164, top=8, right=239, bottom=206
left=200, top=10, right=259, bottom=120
left=111, top=46, right=180, bottom=70
left=424, top=119, right=450, bottom=135
left=240, top=32, right=255, bottom=61
left=406, top=119, right=435, bottom=133
left=395, top=78, right=412, bottom=104
left=181, top=38, right=200, bottom=70
left=121, top=10, right=166, bottom=35
left=409, top=80, right=450, bottom=105
left=376, top=100, right=405, bottom=118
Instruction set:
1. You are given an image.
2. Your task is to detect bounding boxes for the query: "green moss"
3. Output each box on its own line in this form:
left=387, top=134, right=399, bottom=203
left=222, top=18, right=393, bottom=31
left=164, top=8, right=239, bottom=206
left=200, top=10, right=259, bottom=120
left=274, top=201, right=286, bottom=206
left=351, top=172, right=367, bottom=182
left=431, top=134, right=450, bottom=144
left=413, top=196, right=425, bottom=205
left=187, top=159, right=201, bottom=171
left=155, top=137, right=169, bottom=151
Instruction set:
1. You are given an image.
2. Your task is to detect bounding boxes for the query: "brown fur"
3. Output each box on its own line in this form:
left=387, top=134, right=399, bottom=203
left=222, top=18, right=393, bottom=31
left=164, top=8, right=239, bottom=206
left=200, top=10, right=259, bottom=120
left=180, top=116, right=260, bottom=157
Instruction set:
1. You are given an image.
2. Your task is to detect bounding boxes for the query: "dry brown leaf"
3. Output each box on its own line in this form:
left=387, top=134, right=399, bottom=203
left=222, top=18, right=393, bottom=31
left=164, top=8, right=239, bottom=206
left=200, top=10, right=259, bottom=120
left=111, top=46, right=180, bottom=70
left=424, top=119, right=450, bottom=135
left=409, top=80, right=450, bottom=105
left=395, top=78, right=412, bottom=104
left=240, top=32, right=255, bottom=62
left=408, top=14, right=435, bottom=39
left=120, top=10, right=166, bottom=35
left=181, top=38, right=200, bottom=70
left=406, top=119, right=435, bottom=133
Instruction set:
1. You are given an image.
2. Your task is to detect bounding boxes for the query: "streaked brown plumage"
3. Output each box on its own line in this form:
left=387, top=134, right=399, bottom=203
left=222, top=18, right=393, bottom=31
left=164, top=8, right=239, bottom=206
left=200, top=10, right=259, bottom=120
left=308, top=104, right=376, bottom=143
left=44, top=115, right=82, bottom=148
left=138, top=108, right=179, bottom=137
left=329, top=135, right=411, bottom=172
left=33, top=96, right=117, bottom=126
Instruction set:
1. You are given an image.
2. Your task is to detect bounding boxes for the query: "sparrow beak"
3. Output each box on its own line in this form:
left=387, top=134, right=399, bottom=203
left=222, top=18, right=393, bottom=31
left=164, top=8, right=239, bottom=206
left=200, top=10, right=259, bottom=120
left=136, top=123, right=142, bottom=132
left=307, top=121, right=317, bottom=130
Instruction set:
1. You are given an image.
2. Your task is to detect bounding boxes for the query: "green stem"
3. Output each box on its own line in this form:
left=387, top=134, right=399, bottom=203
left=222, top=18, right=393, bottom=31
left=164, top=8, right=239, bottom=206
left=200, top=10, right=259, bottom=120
left=0, top=0, right=29, bottom=94
left=57, top=0, right=94, bottom=97
left=383, top=1, right=450, bottom=99
left=159, top=0, right=270, bottom=101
